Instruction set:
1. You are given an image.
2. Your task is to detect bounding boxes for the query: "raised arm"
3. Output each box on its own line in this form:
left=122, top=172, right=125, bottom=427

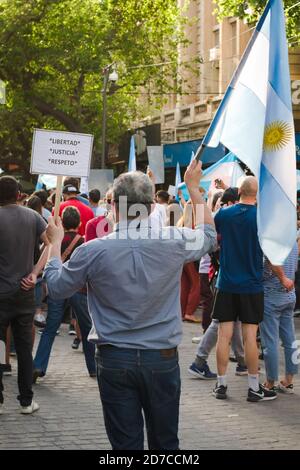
left=43, top=216, right=89, bottom=299
left=184, top=160, right=214, bottom=227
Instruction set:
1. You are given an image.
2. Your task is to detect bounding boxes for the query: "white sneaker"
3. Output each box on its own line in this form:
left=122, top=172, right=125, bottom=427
left=277, top=382, right=294, bottom=394
left=20, top=400, right=40, bottom=414
left=34, top=313, right=46, bottom=328
left=192, top=336, right=202, bottom=344
left=34, top=313, right=45, bottom=322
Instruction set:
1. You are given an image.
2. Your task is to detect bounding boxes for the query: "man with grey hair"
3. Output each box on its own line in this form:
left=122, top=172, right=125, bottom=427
left=43, top=160, right=216, bottom=450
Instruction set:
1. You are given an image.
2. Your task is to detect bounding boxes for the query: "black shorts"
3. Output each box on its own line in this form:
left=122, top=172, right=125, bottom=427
left=212, top=290, right=264, bottom=324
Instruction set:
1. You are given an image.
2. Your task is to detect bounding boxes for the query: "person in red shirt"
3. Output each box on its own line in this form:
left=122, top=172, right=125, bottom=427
left=54, top=185, right=94, bottom=237
left=85, top=214, right=113, bottom=242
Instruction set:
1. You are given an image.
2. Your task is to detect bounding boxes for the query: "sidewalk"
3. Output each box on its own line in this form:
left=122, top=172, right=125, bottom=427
left=1, top=319, right=300, bottom=450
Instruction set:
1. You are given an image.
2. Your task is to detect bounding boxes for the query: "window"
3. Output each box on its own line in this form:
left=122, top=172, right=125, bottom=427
left=214, top=28, right=220, bottom=48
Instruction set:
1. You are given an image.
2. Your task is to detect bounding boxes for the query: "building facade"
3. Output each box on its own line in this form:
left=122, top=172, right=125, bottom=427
left=138, top=0, right=300, bottom=143
left=107, top=0, right=300, bottom=176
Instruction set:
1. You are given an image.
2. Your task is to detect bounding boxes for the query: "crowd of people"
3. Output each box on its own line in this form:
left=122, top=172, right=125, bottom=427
left=0, top=159, right=299, bottom=450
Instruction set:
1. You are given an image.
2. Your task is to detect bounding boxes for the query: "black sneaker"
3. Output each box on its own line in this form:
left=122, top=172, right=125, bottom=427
left=2, top=364, right=12, bottom=376
left=72, top=337, right=81, bottom=350
left=213, top=383, right=227, bottom=399
left=188, top=361, right=217, bottom=380
left=235, top=364, right=248, bottom=376
left=247, top=384, right=277, bottom=402
left=229, top=356, right=238, bottom=363
left=32, top=369, right=45, bottom=384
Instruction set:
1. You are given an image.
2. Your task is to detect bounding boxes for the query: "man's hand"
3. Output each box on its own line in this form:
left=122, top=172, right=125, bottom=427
left=214, top=178, right=228, bottom=190
left=47, top=216, right=64, bottom=245
left=147, top=166, right=156, bottom=185
left=21, top=273, right=37, bottom=291
left=269, top=262, right=294, bottom=292
left=184, top=160, right=202, bottom=190
left=281, top=276, right=294, bottom=292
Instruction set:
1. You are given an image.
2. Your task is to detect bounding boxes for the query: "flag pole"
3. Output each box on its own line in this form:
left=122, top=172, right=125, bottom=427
left=53, top=175, right=63, bottom=222
left=195, top=143, right=206, bottom=162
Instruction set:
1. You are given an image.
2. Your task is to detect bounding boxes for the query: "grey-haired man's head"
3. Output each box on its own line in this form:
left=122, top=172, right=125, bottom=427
left=112, top=171, right=154, bottom=222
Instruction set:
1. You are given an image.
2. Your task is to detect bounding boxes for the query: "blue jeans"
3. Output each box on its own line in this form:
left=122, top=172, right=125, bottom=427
left=34, top=292, right=95, bottom=375
left=34, top=278, right=44, bottom=309
left=69, top=293, right=96, bottom=374
left=260, top=296, right=298, bottom=381
left=96, top=346, right=181, bottom=450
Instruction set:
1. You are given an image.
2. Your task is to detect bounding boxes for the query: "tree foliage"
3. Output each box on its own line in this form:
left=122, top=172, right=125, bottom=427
left=0, top=0, right=190, bottom=172
left=215, top=0, right=300, bottom=43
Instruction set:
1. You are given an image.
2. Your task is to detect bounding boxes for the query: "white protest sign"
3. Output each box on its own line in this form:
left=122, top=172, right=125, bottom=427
left=79, top=177, right=89, bottom=194
left=30, top=129, right=93, bottom=177
left=168, top=185, right=176, bottom=197
left=147, top=146, right=165, bottom=184
left=88, top=169, right=114, bottom=196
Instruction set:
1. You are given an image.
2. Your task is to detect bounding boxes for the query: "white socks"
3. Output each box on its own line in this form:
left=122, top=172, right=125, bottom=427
left=217, top=374, right=259, bottom=391
left=217, top=375, right=227, bottom=387
left=248, top=374, right=259, bottom=391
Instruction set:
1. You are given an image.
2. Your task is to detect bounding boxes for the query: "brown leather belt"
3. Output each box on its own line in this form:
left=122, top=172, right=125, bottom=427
left=97, top=344, right=177, bottom=358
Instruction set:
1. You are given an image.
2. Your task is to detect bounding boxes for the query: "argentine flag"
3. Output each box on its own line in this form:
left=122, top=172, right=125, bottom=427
left=175, top=161, right=182, bottom=198
left=35, top=174, right=57, bottom=191
left=202, top=0, right=296, bottom=265
left=128, top=135, right=136, bottom=172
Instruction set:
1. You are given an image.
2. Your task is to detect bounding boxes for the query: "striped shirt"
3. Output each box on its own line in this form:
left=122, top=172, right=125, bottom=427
left=263, top=242, right=298, bottom=303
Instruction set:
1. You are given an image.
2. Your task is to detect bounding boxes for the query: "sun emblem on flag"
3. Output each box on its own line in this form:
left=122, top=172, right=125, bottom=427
left=263, top=121, right=293, bottom=152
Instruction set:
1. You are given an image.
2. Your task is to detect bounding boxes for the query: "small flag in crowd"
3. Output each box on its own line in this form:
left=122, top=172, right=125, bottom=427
left=178, top=152, right=244, bottom=200
left=128, top=135, right=136, bottom=172
left=175, top=161, right=181, bottom=197
left=200, top=0, right=296, bottom=265
left=35, top=174, right=57, bottom=191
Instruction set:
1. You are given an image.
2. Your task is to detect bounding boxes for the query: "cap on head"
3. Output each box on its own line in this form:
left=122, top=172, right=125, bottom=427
left=62, top=184, right=80, bottom=195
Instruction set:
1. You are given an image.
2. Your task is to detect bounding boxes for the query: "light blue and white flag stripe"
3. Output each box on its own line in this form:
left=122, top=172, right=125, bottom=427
left=175, top=161, right=182, bottom=198
left=128, top=135, right=136, bottom=172
left=35, top=175, right=44, bottom=191
left=178, top=152, right=244, bottom=200
left=35, top=174, right=57, bottom=191
left=202, top=0, right=296, bottom=265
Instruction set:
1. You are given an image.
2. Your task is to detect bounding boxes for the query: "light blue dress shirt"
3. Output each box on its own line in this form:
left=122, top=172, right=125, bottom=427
left=44, top=222, right=217, bottom=349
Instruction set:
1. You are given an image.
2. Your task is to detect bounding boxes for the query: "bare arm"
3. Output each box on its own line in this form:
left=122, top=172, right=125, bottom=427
left=178, top=189, right=187, bottom=208
left=184, top=160, right=214, bottom=227
left=269, top=262, right=294, bottom=291
left=21, top=231, right=50, bottom=290
left=43, top=217, right=89, bottom=299
left=32, top=232, right=51, bottom=275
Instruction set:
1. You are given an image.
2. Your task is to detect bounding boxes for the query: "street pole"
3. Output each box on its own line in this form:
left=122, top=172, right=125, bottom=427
left=101, top=67, right=110, bottom=169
